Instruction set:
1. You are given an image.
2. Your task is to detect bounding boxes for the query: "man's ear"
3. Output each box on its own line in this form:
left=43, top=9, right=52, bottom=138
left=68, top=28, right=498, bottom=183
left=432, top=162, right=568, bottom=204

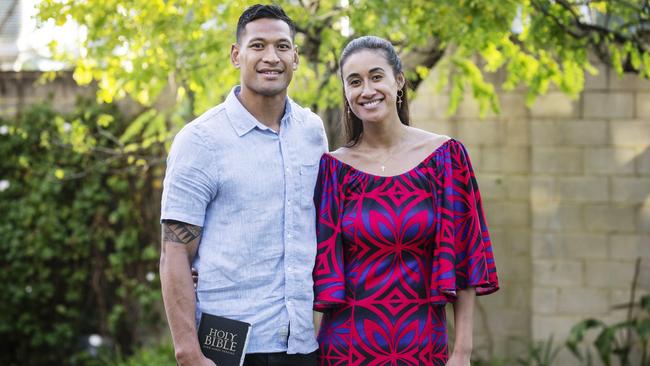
left=292, top=46, right=299, bottom=70
left=231, top=43, right=240, bottom=68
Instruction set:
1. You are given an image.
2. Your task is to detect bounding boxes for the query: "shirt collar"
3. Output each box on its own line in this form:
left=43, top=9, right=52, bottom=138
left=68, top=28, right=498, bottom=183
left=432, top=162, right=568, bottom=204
left=225, top=86, right=293, bottom=137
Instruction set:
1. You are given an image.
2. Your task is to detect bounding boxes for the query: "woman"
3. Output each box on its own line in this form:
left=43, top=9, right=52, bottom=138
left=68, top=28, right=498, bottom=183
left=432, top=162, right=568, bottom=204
left=313, top=36, right=499, bottom=366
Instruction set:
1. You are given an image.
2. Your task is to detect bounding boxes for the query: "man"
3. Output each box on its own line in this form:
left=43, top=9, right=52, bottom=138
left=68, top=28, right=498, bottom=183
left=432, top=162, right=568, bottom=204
left=159, top=4, right=327, bottom=366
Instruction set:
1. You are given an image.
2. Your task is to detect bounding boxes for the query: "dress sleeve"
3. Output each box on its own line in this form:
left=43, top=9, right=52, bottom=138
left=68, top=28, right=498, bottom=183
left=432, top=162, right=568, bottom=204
left=430, top=141, right=499, bottom=304
left=312, top=155, right=346, bottom=311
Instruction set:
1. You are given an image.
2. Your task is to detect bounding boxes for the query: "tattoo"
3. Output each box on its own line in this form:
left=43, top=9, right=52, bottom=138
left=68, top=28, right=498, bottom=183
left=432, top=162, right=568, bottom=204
left=162, top=220, right=202, bottom=245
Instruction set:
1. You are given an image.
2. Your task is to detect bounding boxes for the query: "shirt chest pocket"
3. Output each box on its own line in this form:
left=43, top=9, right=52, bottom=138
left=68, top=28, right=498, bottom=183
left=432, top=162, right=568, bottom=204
left=299, top=163, right=319, bottom=209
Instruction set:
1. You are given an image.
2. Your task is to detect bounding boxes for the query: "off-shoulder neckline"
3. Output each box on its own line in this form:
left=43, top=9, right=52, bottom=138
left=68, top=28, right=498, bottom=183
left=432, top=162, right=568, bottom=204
left=323, top=138, right=454, bottom=179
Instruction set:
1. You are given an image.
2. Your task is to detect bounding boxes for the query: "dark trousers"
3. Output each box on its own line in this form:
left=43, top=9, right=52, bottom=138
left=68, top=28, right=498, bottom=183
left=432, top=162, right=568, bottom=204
left=243, top=351, right=318, bottom=366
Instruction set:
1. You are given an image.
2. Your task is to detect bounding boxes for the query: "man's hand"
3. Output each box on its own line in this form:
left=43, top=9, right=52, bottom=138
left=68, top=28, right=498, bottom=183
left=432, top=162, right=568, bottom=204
left=176, top=351, right=217, bottom=366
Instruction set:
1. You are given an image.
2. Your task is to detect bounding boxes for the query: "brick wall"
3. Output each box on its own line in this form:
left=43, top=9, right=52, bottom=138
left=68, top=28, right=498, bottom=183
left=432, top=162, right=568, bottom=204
left=412, top=63, right=650, bottom=363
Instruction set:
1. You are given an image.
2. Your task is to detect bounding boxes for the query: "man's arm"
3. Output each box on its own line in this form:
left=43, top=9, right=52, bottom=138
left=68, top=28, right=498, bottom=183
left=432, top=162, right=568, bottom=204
left=159, top=220, right=215, bottom=366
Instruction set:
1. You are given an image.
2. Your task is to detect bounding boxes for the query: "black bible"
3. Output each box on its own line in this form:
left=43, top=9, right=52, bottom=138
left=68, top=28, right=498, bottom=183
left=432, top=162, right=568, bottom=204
left=197, top=312, right=251, bottom=366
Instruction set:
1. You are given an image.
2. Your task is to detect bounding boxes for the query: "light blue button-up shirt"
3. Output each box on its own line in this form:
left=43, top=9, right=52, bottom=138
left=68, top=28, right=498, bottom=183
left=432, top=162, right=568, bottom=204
left=161, top=86, right=327, bottom=354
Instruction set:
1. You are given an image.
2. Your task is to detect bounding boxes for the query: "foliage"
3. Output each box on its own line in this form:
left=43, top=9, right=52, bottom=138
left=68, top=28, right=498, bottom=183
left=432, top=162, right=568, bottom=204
left=566, top=294, right=650, bottom=366
left=471, top=356, right=510, bottom=366
left=36, top=0, right=650, bottom=146
left=98, top=340, right=176, bottom=366
left=0, top=99, right=165, bottom=365
left=67, top=339, right=176, bottom=366
left=106, top=342, right=176, bottom=366
left=470, top=336, right=561, bottom=366
left=515, top=336, right=562, bottom=366
left=474, top=261, right=650, bottom=366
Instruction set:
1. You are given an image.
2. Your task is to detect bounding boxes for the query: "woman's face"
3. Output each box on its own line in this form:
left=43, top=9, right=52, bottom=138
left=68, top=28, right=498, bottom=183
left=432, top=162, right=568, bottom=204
left=341, top=49, right=404, bottom=124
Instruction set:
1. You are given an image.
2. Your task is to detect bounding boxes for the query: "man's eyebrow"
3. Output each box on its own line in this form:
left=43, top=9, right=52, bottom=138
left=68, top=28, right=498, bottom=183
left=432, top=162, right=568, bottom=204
left=246, top=37, right=292, bottom=44
left=246, top=37, right=265, bottom=44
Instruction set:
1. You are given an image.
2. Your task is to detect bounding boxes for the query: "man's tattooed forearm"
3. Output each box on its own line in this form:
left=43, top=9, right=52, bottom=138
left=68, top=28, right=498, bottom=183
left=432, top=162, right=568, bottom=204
left=162, top=221, right=202, bottom=244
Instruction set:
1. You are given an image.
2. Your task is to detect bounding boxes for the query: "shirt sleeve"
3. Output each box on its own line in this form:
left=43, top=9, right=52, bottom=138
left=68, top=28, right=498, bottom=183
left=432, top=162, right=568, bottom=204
left=160, top=126, right=219, bottom=227
left=430, top=140, right=499, bottom=304
left=312, top=155, right=346, bottom=311
left=319, top=119, right=329, bottom=153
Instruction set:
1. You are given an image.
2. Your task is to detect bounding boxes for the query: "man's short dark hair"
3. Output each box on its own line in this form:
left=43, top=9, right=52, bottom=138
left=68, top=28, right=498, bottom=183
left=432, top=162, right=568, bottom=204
left=236, top=4, right=296, bottom=43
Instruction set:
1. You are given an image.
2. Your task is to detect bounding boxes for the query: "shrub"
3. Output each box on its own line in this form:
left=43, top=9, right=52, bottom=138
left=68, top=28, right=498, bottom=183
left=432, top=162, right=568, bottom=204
left=0, top=99, right=165, bottom=365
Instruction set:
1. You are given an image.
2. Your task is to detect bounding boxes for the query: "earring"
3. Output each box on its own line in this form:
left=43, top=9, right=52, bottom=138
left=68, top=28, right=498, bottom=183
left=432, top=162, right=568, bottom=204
left=347, top=106, right=351, bottom=116
left=397, top=89, right=404, bottom=108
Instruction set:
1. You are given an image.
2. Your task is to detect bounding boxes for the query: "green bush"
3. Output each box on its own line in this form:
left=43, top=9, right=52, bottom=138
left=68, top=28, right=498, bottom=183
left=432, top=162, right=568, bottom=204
left=76, top=340, right=176, bottom=366
left=0, top=100, right=165, bottom=365
left=107, top=341, right=176, bottom=366
left=567, top=294, right=650, bottom=366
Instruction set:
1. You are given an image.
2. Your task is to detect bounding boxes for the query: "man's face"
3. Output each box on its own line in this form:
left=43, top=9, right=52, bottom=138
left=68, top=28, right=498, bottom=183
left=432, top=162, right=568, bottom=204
left=231, top=18, right=298, bottom=98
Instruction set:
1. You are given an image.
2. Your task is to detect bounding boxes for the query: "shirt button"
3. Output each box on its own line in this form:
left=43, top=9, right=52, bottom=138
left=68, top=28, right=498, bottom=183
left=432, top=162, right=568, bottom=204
left=287, top=234, right=293, bottom=239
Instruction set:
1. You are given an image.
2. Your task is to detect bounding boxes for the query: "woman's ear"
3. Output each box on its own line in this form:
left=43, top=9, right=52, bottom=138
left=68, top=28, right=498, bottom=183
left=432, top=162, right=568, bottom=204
left=396, top=72, right=406, bottom=90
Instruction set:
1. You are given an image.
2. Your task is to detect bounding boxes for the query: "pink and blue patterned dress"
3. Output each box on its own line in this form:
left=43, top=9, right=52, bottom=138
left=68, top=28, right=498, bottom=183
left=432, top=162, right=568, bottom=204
left=313, top=139, right=499, bottom=366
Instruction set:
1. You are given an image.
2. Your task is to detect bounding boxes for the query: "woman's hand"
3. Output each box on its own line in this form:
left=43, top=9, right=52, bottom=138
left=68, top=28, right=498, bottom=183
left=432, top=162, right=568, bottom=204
left=191, top=267, right=198, bottom=288
left=446, top=352, right=471, bottom=366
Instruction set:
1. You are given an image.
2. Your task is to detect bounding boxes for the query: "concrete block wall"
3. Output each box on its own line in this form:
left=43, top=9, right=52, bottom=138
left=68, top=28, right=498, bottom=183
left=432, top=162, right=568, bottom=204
left=412, top=62, right=650, bottom=364
left=1, top=71, right=143, bottom=122
left=0, top=71, right=94, bottom=118
left=411, top=72, right=534, bottom=358
left=529, top=67, right=650, bottom=365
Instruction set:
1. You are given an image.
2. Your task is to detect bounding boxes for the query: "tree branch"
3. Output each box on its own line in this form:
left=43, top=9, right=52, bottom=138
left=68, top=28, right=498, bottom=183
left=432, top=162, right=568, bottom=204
left=296, top=5, right=346, bottom=64
left=533, top=0, right=648, bottom=46
left=532, top=0, right=585, bottom=38
left=555, top=0, right=582, bottom=21
left=531, top=0, right=650, bottom=72
left=400, top=39, right=446, bottom=90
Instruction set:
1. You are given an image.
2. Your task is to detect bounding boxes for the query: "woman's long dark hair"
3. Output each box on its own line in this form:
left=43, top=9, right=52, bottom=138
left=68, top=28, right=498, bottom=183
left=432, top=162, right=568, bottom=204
left=339, top=36, right=410, bottom=147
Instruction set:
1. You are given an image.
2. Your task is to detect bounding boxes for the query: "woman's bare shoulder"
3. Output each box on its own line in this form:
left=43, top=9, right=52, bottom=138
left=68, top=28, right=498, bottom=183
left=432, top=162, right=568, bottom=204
left=406, top=127, right=451, bottom=150
left=329, top=146, right=364, bottom=166
left=329, top=146, right=349, bottom=158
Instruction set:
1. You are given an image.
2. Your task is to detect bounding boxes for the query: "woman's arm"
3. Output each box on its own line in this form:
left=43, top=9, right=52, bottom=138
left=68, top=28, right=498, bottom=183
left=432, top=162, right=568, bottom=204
left=447, top=287, right=476, bottom=365
left=313, top=311, right=323, bottom=337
